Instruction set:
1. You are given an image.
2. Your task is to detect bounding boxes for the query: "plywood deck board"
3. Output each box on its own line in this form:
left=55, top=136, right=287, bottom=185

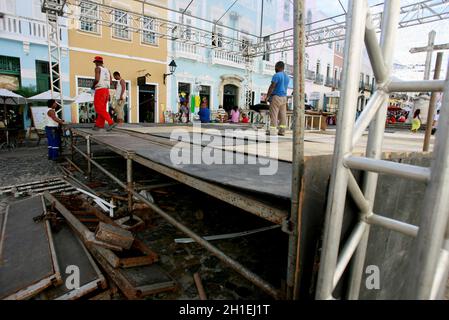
left=135, top=145, right=293, bottom=200
left=0, top=196, right=56, bottom=299
left=38, top=222, right=103, bottom=299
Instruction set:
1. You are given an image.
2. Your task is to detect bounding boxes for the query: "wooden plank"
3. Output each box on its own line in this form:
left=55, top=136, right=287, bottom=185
left=116, top=244, right=158, bottom=269
left=43, top=192, right=123, bottom=252
left=87, top=244, right=177, bottom=300
left=95, top=222, right=134, bottom=250
left=46, top=193, right=175, bottom=299
left=78, top=199, right=158, bottom=268
left=121, top=265, right=177, bottom=299
left=35, top=222, right=107, bottom=300
left=51, top=194, right=157, bottom=270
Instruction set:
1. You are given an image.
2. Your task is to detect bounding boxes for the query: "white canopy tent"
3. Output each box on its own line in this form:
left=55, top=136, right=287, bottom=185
left=0, top=88, right=27, bottom=105
left=74, top=92, right=94, bottom=104
left=27, top=90, right=74, bottom=103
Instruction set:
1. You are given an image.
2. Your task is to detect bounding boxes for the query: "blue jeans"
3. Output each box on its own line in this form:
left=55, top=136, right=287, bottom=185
left=45, top=126, right=61, bottom=160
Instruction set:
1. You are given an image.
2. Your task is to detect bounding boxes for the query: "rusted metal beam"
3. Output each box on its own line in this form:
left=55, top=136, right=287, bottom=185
left=43, top=192, right=123, bottom=251
left=193, top=272, right=207, bottom=300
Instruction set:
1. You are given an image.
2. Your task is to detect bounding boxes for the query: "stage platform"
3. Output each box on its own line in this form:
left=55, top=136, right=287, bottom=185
left=69, top=123, right=434, bottom=299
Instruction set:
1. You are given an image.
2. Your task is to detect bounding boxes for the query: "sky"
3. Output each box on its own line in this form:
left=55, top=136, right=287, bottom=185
left=313, top=0, right=449, bottom=78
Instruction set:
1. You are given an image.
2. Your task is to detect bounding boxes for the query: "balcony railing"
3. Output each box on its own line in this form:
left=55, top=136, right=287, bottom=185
left=212, top=50, right=246, bottom=69
left=314, top=74, right=324, bottom=85
left=285, top=64, right=294, bottom=75
left=0, top=14, right=48, bottom=44
left=325, top=77, right=334, bottom=87
left=261, top=60, right=276, bottom=75
left=175, top=41, right=200, bottom=59
left=306, top=70, right=316, bottom=81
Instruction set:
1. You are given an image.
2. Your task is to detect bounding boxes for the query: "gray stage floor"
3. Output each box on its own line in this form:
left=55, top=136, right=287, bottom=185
left=73, top=127, right=293, bottom=200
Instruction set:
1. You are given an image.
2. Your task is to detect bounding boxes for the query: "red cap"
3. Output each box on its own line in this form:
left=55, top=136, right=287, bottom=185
left=93, top=56, right=104, bottom=63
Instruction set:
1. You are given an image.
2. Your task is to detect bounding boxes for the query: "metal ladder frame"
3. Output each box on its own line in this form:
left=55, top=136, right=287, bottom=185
left=315, top=0, right=449, bottom=300
left=42, top=0, right=66, bottom=119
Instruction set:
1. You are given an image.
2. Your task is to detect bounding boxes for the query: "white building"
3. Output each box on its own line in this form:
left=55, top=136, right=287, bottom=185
left=166, top=0, right=278, bottom=114
left=277, top=0, right=375, bottom=113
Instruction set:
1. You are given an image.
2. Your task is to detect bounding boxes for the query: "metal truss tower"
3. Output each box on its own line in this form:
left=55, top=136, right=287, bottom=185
left=41, top=0, right=66, bottom=118
left=243, top=56, right=254, bottom=110
left=315, top=0, right=449, bottom=300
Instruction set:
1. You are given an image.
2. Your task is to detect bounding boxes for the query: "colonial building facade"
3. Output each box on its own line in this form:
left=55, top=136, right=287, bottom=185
left=66, top=0, right=169, bottom=124
left=0, top=0, right=71, bottom=126
left=277, top=0, right=375, bottom=113
left=166, top=0, right=279, bottom=116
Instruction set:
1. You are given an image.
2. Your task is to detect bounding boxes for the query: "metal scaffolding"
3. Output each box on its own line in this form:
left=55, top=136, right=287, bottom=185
left=315, top=0, right=449, bottom=300
left=65, top=0, right=449, bottom=59
left=42, top=0, right=66, bottom=118
left=249, top=0, right=449, bottom=57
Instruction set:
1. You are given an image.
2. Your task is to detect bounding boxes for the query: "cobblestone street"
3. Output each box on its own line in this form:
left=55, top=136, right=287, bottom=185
left=0, top=144, right=61, bottom=231
left=0, top=145, right=60, bottom=186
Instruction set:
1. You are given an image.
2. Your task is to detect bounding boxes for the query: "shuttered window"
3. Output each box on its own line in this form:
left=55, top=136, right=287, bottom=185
left=0, top=55, right=20, bottom=75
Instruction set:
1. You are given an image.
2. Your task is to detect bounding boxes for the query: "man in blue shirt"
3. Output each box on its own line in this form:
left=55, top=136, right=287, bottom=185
left=265, top=61, right=290, bottom=136
left=198, top=105, right=211, bottom=123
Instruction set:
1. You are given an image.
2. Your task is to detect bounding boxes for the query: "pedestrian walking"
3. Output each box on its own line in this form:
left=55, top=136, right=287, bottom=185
left=91, top=56, right=116, bottom=131
left=264, top=61, right=290, bottom=136
left=112, top=71, right=126, bottom=125
left=411, top=109, right=421, bottom=133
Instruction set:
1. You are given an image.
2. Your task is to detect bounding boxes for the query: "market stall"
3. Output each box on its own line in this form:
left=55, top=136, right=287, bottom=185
left=0, top=89, right=27, bottom=149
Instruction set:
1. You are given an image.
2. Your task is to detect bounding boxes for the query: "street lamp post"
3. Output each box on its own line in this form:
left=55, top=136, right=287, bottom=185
left=164, top=60, right=177, bottom=85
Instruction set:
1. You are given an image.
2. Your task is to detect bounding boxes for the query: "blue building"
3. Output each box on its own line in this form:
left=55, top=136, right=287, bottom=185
left=167, top=0, right=280, bottom=117
left=0, top=0, right=71, bottom=129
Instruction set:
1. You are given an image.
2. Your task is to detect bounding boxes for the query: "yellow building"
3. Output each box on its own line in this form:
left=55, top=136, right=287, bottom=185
left=67, top=0, right=168, bottom=124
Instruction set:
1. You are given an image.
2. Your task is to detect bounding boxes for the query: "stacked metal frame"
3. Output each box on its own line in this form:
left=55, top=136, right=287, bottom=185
left=315, top=0, right=449, bottom=300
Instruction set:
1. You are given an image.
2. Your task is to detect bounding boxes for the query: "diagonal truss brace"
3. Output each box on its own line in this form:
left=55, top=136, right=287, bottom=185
left=66, top=0, right=449, bottom=59
left=42, top=0, right=66, bottom=118
left=248, top=0, right=449, bottom=57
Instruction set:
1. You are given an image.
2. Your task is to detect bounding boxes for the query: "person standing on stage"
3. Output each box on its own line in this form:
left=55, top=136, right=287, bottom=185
left=264, top=61, right=290, bottom=136
left=91, top=56, right=116, bottom=131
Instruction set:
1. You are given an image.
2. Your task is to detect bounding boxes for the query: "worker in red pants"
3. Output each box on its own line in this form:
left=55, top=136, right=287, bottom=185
left=91, top=56, right=117, bottom=131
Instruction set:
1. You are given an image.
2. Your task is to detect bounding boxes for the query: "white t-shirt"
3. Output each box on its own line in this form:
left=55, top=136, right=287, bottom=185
left=95, top=66, right=111, bottom=90
left=46, top=108, right=59, bottom=127
left=115, top=80, right=126, bottom=100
